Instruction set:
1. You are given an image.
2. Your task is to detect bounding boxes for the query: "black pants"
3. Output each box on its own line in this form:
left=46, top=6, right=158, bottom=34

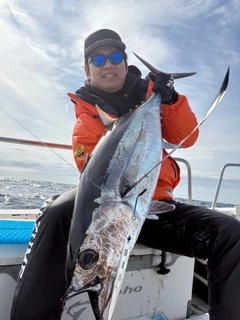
left=11, top=188, right=240, bottom=320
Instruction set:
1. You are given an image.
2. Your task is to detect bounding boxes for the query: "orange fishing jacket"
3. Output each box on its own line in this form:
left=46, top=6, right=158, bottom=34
left=68, top=79, right=199, bottom=200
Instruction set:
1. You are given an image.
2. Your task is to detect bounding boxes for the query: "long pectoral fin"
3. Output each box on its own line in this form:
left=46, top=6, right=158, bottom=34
left=133, top=52, right=196, bottom=79
left=146, top=200, right=176, bottom=220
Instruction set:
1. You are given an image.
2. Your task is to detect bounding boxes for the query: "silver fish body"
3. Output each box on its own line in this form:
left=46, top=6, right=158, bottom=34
left=64, top=92, right=163, bottom=319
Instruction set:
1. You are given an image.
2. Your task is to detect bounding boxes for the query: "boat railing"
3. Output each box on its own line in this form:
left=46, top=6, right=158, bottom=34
left=174, top=158, right=192, bottom=204
left=0, top=136, right=72, bottom=150
left=211, top=163, right=240, bottom=210
left=1, top=135, right=193, bottom=205
left=2, top=136, right=239, bottom=210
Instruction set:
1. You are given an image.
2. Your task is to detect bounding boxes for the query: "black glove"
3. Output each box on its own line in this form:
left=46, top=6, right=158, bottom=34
left=150, top=73, right=178, bottom=105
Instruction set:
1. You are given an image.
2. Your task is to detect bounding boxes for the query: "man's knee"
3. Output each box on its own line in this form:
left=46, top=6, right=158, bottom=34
left=39, top=188, right=77, bottom=224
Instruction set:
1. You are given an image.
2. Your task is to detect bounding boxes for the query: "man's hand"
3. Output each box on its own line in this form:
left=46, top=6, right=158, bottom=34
left=150, top=73, right=178, bottom=105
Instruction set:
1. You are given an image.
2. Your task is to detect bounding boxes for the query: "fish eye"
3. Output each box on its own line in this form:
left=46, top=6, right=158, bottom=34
left=78, top=249, right=99, bottom=270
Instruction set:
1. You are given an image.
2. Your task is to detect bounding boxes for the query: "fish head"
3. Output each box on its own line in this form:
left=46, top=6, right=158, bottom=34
left=64, top=200, right=136, bottom=320
left=64, top=243, right=115, bottom=320
left=66, top=252, right=114, bottom=320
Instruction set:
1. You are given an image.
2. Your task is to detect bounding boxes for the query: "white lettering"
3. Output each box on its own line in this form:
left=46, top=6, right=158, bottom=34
left=18, top=221, right=41, bottom=278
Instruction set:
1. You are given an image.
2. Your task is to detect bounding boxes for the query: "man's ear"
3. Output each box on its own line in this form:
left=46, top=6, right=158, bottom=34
left=84, top=65, right=90, bottom=79
left=125, top=61, right=128, bottom=74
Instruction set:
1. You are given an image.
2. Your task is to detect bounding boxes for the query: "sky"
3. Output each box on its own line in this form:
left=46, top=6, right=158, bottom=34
left=0, top=0, right=240, bottom=205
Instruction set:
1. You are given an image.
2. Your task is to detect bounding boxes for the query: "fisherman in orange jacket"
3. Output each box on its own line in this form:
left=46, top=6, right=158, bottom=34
left=11, top=29, right=240, bottom=320
left=69, top=63, right=198, bottom=201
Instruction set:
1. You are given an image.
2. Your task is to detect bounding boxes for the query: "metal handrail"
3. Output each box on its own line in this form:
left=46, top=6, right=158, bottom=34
left=1, top=136, right=193, bottom=204
left=174, top=157, right=192, bottom=204
left=0, top=136, right=72, bottom=150
left=2, top=135, right=240, bottom=211
left=211, top=163, right=240, bottom=209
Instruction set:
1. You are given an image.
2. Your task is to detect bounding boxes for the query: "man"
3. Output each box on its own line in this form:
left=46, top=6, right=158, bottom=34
left=11, top=29, right=240, bottom=320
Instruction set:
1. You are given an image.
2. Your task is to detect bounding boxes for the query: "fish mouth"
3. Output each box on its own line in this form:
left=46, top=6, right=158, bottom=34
left=63, top=275, right=115, bottom=320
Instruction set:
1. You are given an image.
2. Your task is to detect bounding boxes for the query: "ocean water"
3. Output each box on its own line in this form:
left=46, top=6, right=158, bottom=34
left=0, top=176, right=235, bottom=210
left=0, top=176, right=77, bottom=210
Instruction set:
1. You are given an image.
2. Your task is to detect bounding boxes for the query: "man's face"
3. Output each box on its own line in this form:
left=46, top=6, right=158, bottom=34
left=84, top=46, right=128, bottom=93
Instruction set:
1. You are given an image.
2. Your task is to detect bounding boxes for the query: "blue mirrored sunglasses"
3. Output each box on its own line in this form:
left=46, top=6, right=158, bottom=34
left=89, top=52, right=124, bottom=67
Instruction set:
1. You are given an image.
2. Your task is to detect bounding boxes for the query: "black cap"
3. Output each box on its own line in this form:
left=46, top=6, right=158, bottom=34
left=84, top=29, right=126, bottom=65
